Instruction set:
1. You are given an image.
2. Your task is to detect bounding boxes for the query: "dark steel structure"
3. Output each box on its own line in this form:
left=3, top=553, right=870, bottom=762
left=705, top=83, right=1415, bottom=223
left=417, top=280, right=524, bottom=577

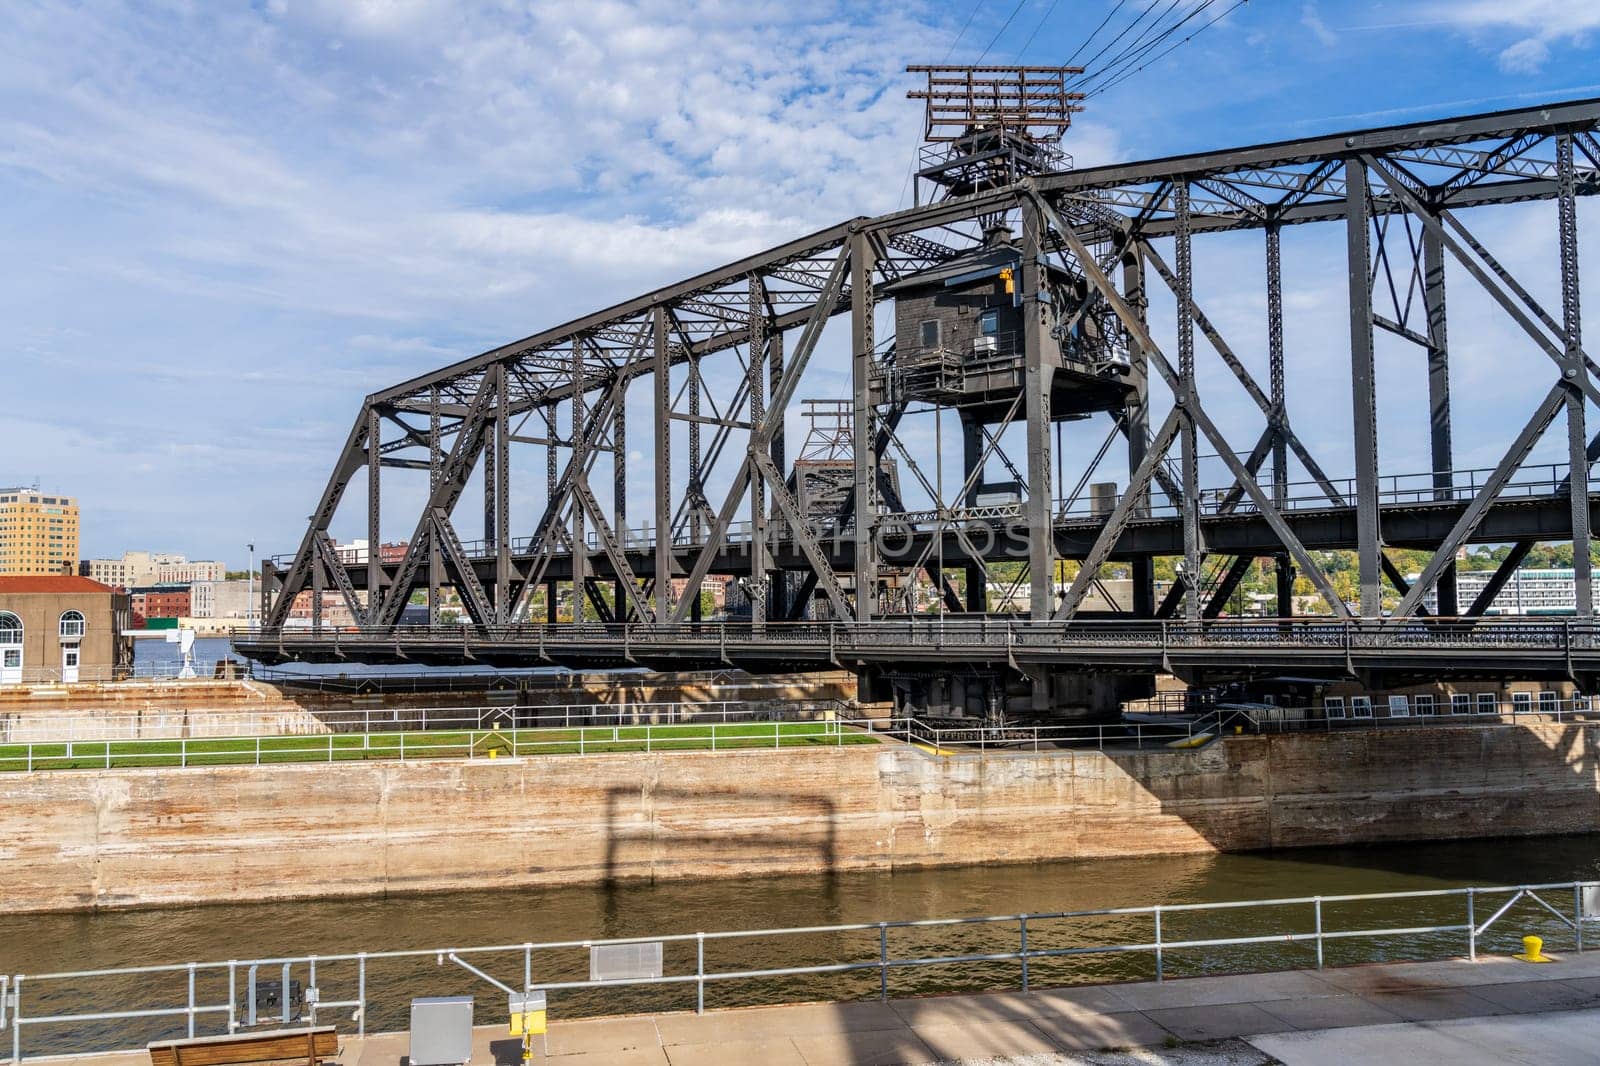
left=242, top=84, right=1600, bottom=707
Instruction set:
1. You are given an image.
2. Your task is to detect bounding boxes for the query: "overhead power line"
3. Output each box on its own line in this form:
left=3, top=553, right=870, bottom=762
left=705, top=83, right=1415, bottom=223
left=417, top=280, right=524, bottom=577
left=975, top=0, right=1029, bottom=62
left=1084, top=0, right=1248, bottom=98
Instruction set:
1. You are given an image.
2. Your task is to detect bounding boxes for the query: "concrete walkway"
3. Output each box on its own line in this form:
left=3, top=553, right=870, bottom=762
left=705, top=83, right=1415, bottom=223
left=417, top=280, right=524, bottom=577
left=44, top=950, right=1600, bottom=1066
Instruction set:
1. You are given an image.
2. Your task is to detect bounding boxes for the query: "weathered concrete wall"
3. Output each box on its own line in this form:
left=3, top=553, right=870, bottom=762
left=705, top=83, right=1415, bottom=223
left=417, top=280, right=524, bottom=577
left=4, top=722, right=1598, bottom=913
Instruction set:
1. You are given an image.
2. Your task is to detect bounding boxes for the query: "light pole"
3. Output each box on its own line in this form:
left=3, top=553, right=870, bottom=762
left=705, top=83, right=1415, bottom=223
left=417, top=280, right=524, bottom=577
left=246, top=542, right=255, bottom=633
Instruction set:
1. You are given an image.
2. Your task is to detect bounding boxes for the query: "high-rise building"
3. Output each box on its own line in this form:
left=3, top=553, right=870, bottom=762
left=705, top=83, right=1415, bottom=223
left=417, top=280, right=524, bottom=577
left=0, top=488, right=80, bottom=576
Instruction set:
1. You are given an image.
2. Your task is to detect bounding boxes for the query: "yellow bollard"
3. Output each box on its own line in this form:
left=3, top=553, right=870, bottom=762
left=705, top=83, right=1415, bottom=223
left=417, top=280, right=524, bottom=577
left=1514, top=935, right=1554, bottom=963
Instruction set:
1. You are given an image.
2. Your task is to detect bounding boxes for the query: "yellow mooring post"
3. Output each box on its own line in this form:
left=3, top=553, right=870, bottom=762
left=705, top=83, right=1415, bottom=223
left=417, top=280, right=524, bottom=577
left=1514, top=935, right=1555, bottom=963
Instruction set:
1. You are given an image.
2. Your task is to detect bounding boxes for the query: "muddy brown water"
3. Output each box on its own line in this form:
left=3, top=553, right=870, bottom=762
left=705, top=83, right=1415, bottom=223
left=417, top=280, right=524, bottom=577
left=6, top=834, right=1600, bottom=1058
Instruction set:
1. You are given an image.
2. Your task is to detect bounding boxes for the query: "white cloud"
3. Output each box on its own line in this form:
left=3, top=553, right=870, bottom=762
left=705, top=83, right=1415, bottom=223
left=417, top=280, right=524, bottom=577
left=1423, top=0, right=1600, bottom=73
left=1301, top=4, right=1338, bottom=47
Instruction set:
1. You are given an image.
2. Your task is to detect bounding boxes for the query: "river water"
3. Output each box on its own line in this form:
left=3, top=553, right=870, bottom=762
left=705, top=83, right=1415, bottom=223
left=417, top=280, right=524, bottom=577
left=5, top=834, right=1599, bottom=1056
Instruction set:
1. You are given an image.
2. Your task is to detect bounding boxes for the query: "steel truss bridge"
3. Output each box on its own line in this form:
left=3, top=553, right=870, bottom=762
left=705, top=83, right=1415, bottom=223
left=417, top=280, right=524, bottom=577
left=243, top=95, right=1600, bottom=696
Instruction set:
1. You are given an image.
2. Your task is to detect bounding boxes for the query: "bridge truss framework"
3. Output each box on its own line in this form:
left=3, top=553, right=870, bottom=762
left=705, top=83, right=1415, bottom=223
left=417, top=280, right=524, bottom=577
left=250, top=96, right=1600, bottom=685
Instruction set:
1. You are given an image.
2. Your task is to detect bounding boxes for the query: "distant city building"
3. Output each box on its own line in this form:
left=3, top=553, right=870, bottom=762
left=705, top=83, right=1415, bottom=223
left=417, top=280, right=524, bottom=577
left=0, top=488, right=80, bottom=576
left=283, top=589, right=359, bottom=629
left=1420, top=567, right=1591, bottom=616
left=80, top=551, right=224, bottom=590
left=129, top=584, right=192, bottom=626
left=190, top=579, right=253, bottom=620
left=0, top=575, right=132, bottom=684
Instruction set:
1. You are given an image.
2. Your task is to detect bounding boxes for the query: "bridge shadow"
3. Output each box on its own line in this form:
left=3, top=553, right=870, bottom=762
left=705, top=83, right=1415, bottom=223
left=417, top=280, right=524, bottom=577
left=602, top=783, right=838, bottom=891
left=1080, top=716, right=1600, bottom=865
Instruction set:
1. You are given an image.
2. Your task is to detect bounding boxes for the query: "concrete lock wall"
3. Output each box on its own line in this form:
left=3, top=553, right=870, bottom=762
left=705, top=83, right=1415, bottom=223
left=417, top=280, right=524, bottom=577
left=4, top=722, right=1600, bottom=913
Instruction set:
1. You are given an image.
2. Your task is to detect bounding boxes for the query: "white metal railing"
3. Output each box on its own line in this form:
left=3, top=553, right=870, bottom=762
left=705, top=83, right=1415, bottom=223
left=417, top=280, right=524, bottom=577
left=0, top=712, right=858, bottom=774
left=5, top=880, right=1594, bottom=1063
left=0, top=700, right=784, bottom=744
left=856, top=714, right=1208, bottom=753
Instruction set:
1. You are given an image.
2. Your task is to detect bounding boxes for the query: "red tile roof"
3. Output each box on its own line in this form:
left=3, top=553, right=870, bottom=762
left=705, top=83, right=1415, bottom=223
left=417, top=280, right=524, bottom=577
left=0, top=575, right=117, bottom=595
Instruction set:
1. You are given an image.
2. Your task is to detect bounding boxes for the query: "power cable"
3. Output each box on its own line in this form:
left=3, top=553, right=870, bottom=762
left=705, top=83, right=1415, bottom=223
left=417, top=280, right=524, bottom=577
left=1085, top=0, right=1246, bottom=98
left=1069, top=0, right=1170, bottom=79
left=1064, top=0, right=1130, bottom=66
left=1073, top=0, right=1212, bottom=93
left=1017, top=0, right=1063, bottom=59
left=976, top=0, right=1030, bottom=63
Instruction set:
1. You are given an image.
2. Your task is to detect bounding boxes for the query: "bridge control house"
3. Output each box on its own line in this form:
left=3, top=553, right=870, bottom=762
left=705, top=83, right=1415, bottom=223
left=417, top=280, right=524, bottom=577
left=0, top=575, right=132, bottom=684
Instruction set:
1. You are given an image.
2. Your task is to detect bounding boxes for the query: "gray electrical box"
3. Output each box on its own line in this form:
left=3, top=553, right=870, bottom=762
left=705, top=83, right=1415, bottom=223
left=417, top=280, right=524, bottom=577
left=409, top=996, right=474, bottom=1066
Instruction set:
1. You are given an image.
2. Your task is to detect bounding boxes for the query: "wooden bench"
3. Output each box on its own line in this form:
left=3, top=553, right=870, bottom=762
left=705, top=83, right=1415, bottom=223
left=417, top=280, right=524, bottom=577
left=148, top=1027, right=338, bottom=1066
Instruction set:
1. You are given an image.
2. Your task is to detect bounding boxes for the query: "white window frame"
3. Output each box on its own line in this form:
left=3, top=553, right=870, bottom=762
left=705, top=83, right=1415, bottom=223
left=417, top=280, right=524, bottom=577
left=1512, top=692, right=1533, bottom=714
left=1413, top=694, right=1436, bottom=716
left=59, top=610, right=85, bottom=641
left=1325, top=696, right=1346, bottom=719
left=1451, top=693, right=1473, bottom=716
left=1538, top=690, right=1558, bottom=714
left=1388, top=695, right=1411, bottom=718
left=1351, top=695, right=1374, bottom=719
left=1477, top=692, right=1499, bottom=715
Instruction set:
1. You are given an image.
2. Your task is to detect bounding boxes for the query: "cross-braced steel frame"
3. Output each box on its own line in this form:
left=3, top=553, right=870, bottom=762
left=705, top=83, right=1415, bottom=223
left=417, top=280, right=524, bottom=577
left=254, top=97, right=1600, bottom=676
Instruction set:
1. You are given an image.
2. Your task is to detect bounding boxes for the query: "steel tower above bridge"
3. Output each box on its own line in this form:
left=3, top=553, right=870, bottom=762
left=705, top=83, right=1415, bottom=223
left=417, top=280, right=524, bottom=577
left=241, top=79, right=1600, bottom=711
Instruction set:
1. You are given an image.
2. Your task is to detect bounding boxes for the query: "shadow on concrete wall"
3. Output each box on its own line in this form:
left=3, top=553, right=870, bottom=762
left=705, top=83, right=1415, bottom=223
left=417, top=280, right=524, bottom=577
left=1097, top=718, right=1600, bottom=877
left=602, top=784, right=838, bottom=891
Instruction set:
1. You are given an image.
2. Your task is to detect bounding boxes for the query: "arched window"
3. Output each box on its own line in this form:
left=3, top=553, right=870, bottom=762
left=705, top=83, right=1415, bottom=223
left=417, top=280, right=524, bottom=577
left=59, top=610, right=85, bottom=641
left=0, top=612, right=21, bottom=645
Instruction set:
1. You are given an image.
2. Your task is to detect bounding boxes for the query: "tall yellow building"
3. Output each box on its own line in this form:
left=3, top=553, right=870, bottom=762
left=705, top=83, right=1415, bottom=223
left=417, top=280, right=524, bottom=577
left=0, top=488, right=80, bottom=576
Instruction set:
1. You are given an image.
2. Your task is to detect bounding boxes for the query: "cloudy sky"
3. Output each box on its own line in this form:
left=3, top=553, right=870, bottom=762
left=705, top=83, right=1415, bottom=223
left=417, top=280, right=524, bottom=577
left=6, top=0, right=1600, bottom=566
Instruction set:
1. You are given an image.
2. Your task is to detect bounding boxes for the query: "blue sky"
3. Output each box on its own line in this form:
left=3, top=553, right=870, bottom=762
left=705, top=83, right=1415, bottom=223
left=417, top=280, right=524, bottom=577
left=6, top=0, right=1600, bottom=567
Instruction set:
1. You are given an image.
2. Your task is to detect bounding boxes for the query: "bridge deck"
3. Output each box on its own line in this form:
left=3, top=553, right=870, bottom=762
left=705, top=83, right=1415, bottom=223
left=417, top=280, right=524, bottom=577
left=235, top=618, right=1600, bottom=680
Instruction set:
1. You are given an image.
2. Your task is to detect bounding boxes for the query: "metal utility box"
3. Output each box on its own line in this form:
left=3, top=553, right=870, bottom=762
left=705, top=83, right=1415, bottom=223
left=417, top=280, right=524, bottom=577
left=252, top=979, right=303, bottom=1019
left=409, top=996, right=474, bottom=1066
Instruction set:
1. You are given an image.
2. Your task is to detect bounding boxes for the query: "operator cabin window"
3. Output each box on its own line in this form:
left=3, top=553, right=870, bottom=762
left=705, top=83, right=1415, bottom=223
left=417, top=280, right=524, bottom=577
left=920, top=320, right=941, bottom=348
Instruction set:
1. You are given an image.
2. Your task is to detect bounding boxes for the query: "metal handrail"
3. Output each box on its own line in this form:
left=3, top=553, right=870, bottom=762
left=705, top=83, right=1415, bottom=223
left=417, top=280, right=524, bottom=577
left=0, top=700, right=791, bottom=744
left=7, top=880, right=1595, bottom=1062
left=0, top=712, right=857, bottom=775
left=246, top=617, right=1600, bottom=652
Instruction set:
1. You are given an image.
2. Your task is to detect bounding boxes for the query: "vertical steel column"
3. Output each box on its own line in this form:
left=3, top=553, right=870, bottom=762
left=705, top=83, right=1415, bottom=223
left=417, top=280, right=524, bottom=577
left=1559, top=134, right=1592, bottom=618
left=769, top=328, right=786, bottom=621
left=545, top=402, right=558, bottom=625
left=961, top=421, right=987, bottom=612
left=428, top=389, right=442, bottom=626
left=311, top=549, right=324, bottom=633
left=749, top=276, right=768, bottom=626
left=1123, top=241, right=1155, bottom=617
left=494, top=363, right=511, bottom=623
left=1346, top=158, right=1383, bottom=616
left=653, top=308, right=673, bottom=621
left=483, top=393, right=497, bottom=549
left=1174, top=182, right=1203, bottom=622
left=612, top=360, right=628, bottom=619
left=850, top=230, right=878, bottom=621
left=1424, top=223, right=1458, bottom=615
left=571, top=345, right=588, bottom=619
left=1266, top=223, right=1294, bottom=616
left=1021, top=198, right=1055, bottom=620
left=688, top=342, right=704, bottom=623
left=366, top=405, right=381, bottom=622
